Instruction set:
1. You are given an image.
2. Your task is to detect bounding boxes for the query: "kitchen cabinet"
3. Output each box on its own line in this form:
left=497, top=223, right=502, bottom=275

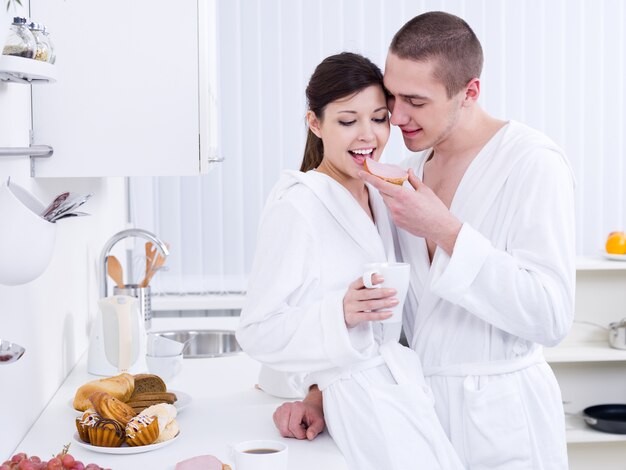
left=25, top=0, right=219, bottom=177
left=545, top=256, right=626, bottom=469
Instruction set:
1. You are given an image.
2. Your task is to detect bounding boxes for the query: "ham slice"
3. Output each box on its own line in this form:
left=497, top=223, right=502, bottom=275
left=363, top=157, right=408, bottom=185
left=175, top=455, right=227, bottom=470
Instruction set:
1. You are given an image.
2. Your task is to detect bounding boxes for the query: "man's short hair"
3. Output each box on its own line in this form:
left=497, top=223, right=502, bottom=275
left=390, top=11, right=483, bottom=98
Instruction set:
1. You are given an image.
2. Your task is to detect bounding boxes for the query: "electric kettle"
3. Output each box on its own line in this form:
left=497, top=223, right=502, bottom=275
left=87, top=295, right=147, bottom=376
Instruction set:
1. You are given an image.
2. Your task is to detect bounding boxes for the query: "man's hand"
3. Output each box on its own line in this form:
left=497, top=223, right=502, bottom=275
left=360, top=169, right=462, bottom=255
left=273, top=386, right=326, bottom=440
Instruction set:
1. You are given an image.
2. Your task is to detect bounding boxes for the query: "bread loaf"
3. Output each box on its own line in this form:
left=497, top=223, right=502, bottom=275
left=132, top=374, right=167, bottom=395
left=73, top=373, right=135, bottom=411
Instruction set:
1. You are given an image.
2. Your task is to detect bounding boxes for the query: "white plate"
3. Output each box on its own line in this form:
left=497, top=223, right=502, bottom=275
left=171, top=390, right=192, bottom=412
left=72, top=431, right=179, bottom=454
left=602, top=253, right=626, bottom=261
left=70, top=390, right=191, bottom=413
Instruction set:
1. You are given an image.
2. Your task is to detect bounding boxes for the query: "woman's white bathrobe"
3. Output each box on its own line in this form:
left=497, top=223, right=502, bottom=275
left=398, top=121, right=575, bottom=469
left=237, top=170, right=463, bottom=470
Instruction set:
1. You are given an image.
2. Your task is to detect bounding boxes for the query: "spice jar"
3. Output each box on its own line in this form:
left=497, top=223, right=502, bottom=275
left=2, top=17, right=36, bottom=59
left=42, top=26, right=56, bottom=64
left=27, top=22, right=51, bottom=62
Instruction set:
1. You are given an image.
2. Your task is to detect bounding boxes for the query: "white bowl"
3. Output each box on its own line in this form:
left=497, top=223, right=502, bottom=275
left=0, top=179, right=56, bottom=286
left=145, top=353, right=183, bottom=383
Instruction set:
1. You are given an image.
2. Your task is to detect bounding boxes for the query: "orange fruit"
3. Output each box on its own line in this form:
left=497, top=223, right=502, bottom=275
left=606, top=232, right=626, bottom=254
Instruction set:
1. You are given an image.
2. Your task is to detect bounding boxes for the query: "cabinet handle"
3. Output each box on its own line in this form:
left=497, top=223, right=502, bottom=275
left=0, top=145, right=53, bottom=158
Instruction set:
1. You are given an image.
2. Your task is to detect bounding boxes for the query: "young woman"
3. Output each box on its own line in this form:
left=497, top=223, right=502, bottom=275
left=236, top=52, right=462, bottom=470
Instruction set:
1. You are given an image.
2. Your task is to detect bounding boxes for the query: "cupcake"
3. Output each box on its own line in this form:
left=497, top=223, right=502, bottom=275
left=126, top=414, right=160, bottom=447
left=75, top=408, right=99, bottom=443
left=87, top=418, right=125, bottom=447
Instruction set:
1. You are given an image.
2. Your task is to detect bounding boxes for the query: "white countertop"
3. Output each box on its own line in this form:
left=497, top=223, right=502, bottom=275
left=15, top=317, right=347, bottom=470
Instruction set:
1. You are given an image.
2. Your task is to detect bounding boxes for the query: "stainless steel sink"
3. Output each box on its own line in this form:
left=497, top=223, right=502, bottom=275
left=152, top=329, right=242, bottom=358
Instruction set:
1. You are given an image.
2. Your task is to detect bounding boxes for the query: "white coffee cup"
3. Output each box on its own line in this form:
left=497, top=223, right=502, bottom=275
left=232, top=439, right=288, bottom=470
left=362, top=262, right=410, bottom=323
left=145, top=353, right=183, bottom=383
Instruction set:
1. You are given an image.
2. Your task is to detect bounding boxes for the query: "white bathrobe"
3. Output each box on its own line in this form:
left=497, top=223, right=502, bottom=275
left=237, top=170, right=463, bottom=470
left=398, top=121, right=575, bottom=469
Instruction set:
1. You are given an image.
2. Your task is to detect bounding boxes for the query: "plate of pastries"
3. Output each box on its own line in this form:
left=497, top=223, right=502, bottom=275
left=72, top=373, right=184, bottom=453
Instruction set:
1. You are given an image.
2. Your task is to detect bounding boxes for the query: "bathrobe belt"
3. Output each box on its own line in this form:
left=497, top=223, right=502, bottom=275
left=423, top=347, right=545, bottom=378
left=314, top=356, right=386, bottom=391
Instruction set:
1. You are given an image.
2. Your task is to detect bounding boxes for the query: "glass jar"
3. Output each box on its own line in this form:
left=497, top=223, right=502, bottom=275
left=27, top=21, right=51, bottom=62
left=2, top=17, right=36, bottom=59
left=42, top=26, right=56, bottom=64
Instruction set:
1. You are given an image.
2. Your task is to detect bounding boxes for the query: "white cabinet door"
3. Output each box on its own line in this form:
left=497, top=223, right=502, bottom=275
left=29, top=0, right=205, bottom=177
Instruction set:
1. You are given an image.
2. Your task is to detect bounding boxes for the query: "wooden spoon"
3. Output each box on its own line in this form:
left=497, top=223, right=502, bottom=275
left=140, top=244, right=168, bottom=287
left=107, top=255, right=125, bottom=289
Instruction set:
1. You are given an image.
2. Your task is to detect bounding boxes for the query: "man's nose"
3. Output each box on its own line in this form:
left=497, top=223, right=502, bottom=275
left=390, top=102, right=409, bottom=126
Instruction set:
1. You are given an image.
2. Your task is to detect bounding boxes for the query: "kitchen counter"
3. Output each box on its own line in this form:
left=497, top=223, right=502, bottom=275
left=14, top=317, right=347, bottom=469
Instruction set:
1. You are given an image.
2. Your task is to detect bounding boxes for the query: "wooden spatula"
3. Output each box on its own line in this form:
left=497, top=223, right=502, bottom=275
left=107, top=255, right=125, bottom=289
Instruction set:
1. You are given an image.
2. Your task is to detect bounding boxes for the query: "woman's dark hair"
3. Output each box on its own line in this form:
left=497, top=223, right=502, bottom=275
left=300, top=52, right=385, bottom=172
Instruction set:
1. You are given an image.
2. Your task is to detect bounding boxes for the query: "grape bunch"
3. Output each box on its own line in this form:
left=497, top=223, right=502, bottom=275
left=1, top=445, right=110, bottom=470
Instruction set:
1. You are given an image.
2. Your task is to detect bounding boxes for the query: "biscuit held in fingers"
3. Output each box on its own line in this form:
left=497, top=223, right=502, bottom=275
left=363, top=157, right=408, bottom=185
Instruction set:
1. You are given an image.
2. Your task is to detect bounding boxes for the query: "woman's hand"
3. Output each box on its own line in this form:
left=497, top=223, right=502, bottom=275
left=343, top=274, right=398, bottom=328
left=273, top=386, right=326, bottom=440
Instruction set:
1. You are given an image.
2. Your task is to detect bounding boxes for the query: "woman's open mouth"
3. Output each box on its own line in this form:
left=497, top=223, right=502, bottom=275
left=348, top=148, right=375, bottom=165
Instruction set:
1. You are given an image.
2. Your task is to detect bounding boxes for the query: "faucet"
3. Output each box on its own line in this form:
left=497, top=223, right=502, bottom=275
left=100, top=228, right=169, bottom=298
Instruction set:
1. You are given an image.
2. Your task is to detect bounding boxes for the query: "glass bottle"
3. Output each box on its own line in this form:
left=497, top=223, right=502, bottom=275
left=2, top=17, right=37, bottom=59
left=27, top=22, right=51, bottom=62
left=42, top=26, right=56, bottom=64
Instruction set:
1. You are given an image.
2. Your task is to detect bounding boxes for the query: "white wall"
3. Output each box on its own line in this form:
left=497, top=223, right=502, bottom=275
left=0, top=80, right=127, bottom=457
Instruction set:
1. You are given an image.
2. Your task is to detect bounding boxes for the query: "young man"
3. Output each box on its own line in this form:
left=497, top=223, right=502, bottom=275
left=272, top=11, right=575, bottom=469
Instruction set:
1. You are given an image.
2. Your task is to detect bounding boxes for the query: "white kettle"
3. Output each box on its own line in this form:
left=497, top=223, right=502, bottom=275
left=87, top=295, right=146, bottom=376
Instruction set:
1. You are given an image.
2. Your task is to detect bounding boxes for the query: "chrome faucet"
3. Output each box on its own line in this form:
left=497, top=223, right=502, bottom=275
left=100, top=228, right=169, bottom=298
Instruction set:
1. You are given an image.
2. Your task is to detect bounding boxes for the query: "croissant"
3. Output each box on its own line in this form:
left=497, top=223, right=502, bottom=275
left=89, top=391, right=136, bottom=426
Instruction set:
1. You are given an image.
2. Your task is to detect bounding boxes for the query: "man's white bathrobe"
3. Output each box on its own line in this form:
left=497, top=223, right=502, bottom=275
left=398, top=121, right=575, bottom=469
left=237, top=170, right=463, bottom=470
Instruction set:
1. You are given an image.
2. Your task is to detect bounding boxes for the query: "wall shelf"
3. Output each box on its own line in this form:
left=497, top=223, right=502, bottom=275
left=0, top=55, right=56, bottom=84
left=566, top=417, right=626, bottom=444
left=545, top=342, right=626, bottom=363
left=576, top=256, right=626, bottom=271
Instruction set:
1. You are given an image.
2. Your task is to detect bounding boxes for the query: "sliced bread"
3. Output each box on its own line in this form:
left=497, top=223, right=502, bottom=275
left=132, top=373, right=167, bottom=396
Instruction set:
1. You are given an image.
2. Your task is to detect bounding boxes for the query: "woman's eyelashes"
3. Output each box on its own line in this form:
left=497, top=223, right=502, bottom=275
left=338, top=115, right=388, bottom=126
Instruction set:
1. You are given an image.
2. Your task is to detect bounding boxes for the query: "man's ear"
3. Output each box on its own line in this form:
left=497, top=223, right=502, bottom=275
left=463, top=78, right=480, bottom=106
left=306, top=110, right=322, bottom=138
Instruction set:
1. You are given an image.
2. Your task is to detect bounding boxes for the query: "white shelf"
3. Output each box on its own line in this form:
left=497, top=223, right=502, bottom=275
left=0, top=54, right=56, bottom=84
left=545, top=342, right=626, bottom=363
left=576, top=256, right=626, bottom=271
left=566, top=417, right=626, bottom=444
left=152, top=293, right=246, bottom=311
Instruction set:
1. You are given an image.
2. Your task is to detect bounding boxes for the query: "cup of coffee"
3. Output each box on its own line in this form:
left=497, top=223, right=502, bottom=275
left=362, top=262, right=410, bottom=323
left=231, top=439, right=288, bottom=470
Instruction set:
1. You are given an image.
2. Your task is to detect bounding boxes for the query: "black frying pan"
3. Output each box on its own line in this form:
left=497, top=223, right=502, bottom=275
left=583, top=404, right=626, bottom=434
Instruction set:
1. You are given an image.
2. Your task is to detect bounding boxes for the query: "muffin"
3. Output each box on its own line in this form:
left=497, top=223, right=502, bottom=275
left=87, top=418, right=125, bottom=447
left=125, top=414, right=160, bottom=447
left=75, top=408, right=99, bottom=443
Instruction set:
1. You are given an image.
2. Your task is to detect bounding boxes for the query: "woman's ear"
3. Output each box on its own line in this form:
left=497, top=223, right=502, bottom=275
left=306, top=111, right=322, bottom=138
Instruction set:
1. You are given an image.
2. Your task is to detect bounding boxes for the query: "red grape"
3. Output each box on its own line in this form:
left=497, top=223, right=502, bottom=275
left=60, top=455, right=74, bottom=468
left=0, top=464, right=12, bottom=470
left=46, top=457, right=62, bottom=470
left=70, top=463, right=84, bottom=470
left=11, top=454, right=27, bottom=464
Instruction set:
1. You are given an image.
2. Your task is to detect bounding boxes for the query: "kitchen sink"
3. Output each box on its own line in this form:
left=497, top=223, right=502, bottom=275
left=152, top=329, right=242, bottom=358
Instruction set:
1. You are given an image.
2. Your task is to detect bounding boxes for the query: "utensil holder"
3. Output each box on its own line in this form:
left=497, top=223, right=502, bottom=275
left=0, top=178, right=56, bottom=285
left=113, top=284, right=152, bottom=331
